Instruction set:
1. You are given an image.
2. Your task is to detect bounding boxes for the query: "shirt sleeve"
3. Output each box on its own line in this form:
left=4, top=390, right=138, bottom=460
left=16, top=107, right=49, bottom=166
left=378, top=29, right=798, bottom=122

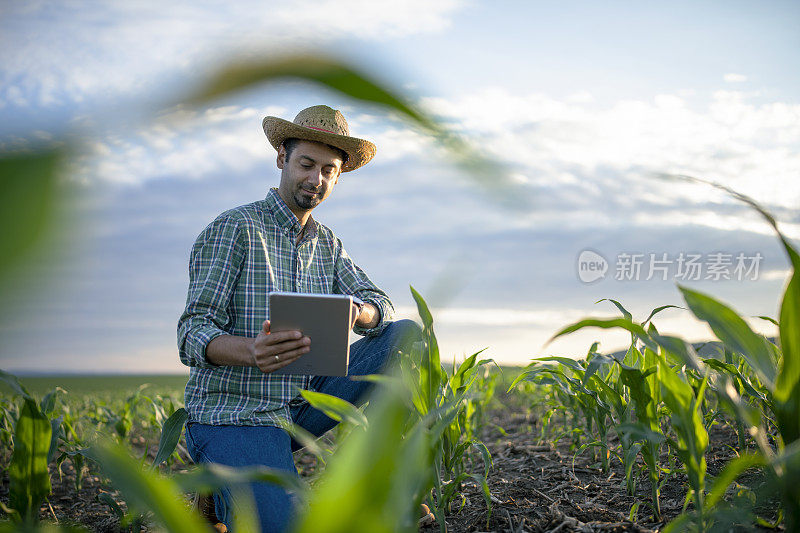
left=332, top=237, right=394, bottom=337
left=177, top=214, right=246, bottom=368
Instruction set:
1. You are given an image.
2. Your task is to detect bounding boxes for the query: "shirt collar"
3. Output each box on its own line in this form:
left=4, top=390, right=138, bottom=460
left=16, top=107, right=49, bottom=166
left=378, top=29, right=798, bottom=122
left=264, top=187, right=318, bottom=239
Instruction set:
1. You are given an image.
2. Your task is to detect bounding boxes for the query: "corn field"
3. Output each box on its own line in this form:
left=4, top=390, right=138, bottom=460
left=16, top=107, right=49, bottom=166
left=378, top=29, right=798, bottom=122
left=1, top=83, right=798, bottom=531
left=1, top=196, right=798, bottom=532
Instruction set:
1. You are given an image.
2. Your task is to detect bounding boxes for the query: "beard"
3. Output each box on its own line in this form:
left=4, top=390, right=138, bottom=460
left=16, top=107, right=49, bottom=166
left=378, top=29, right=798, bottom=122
left=294, top=187, right=322, bottom=209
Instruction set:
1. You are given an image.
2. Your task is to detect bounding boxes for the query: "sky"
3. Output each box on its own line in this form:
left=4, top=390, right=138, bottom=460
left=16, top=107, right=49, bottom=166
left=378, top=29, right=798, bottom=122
left=1, top=0, right=798, bottom=374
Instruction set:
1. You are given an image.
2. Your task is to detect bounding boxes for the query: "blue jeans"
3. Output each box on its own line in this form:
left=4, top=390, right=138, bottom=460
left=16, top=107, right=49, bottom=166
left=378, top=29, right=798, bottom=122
left=184, top=319, right=421, bottom=533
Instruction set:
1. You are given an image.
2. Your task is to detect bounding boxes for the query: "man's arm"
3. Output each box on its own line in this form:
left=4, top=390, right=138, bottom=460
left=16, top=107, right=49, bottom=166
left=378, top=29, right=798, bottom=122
left=206, top=319, right=311, bottom=373
left=333, top=238, right=394, bottom=336
left=177, top=215, right=245, bottom=369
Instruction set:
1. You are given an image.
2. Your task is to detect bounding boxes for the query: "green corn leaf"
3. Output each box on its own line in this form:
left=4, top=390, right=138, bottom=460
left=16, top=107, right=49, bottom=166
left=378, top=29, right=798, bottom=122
left=642, top=305, right=683, bottom=327
left=659, top=175, right=796, bottom=425
left=618, top=365, right=659, bottom=430
left=616, top=422, right=666, bottom=445
left=97, top=492, right=125, bottom=519
left=410, top=286, right=444, bottom=412
left=186, top=54, right=438, bottom=134
left=469, top=473, right=493, bottom=515
left=595, top=298, right=633, bottom=321
left=534, top=355, right=585, bottom=373
left=621, top=344, right=642, bottom=367
left=583, top=353, right=615, bottom=386
left=705, top=453, right=764, bottom=508
left=471, top=440, right=493, bottom=478
left=775, top=240, right=800, bottom=443
left=650, top=332, right=703, bottom=372
left=174, top=462, right=308, bottom=497
left=91, top=440, right=212, bottom=533
left=410, top=285, right=434, bottom=330
left=40, top=387, right=65, bottom=417
left=757, top=315, right=780, bottom=327
left=229, top=485, right=261, bottom=533
left=549, top=318, right=658, bottom=353
left=679, top=285, right=777, bottom=389
left=661, top=513, right=692, bottom=533
left=0, top=149, right=64, bottom=285
left=451, top=348, right=489, bottom=392
left=183, top=53, right=534, bottom=208
left=294, top=381, right=430, bottom=533
left=9, top=398, right=52, bottom=522
left=0, top=369, right=32, bottom=400
left=47, top=415, right=63, bottom=464
left=300, top=390, right=368, bottom=428
left=507, top=368, right=538, bottom=392
left=703, top=359, right=768, bottom=402
left=658, top=358, right=709, bottom=504
left=277, top=419, right=330, bottom=464
left=151, top=407, right=188, bottom=469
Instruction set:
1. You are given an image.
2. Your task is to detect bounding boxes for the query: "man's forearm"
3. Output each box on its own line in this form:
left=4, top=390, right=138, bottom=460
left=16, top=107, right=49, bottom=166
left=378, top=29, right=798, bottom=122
left=356, top=302, right=380, bottom=330
left=206, top=334, right=255, bottom=367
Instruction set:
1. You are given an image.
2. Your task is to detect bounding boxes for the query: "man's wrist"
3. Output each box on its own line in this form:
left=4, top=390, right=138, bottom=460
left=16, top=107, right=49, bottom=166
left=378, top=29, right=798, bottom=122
left=206, top=334, right=257, bottom=367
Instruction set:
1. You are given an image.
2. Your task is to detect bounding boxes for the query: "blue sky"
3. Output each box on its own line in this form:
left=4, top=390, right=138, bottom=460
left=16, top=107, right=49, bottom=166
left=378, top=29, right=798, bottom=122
left=1, top=1, right=798, bottom=373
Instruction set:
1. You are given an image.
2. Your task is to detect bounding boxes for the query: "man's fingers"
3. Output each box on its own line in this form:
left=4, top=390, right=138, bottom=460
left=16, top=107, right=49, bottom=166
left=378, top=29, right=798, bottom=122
left=255, top=337, right=310, bottom=358
left=262, top=329, right=304, bottom=345
left=262, top=319, right=270, bottom=334
left=256, top=344, right=310, bottom=373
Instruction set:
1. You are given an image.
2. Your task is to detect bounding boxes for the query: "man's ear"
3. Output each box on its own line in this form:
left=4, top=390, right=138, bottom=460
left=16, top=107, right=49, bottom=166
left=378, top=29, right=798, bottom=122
left=276, top=145, right=287, bottom=169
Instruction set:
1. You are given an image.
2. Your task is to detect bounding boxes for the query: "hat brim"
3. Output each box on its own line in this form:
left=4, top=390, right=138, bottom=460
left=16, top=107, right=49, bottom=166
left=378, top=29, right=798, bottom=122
left=262, top=116, right=376, bottom=172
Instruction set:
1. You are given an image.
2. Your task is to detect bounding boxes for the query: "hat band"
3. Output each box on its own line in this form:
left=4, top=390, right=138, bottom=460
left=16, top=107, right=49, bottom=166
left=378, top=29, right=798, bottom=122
left=305, top=125, right=338, bottom=135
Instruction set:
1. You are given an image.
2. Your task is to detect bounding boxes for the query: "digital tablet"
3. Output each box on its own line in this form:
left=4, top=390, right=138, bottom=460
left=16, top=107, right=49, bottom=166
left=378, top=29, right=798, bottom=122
left=268, top=292, right=354, bottom=376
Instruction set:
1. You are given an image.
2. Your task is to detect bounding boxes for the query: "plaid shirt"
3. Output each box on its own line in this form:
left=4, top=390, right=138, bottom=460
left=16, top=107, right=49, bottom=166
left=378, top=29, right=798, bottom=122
left=177, top=187, right=394, bottom=426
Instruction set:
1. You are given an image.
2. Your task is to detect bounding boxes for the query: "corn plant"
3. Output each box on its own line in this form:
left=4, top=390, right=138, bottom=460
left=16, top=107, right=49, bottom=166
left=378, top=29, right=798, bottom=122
left=0, top=370, right=59, bottom=526
left=398, top=286, right=494, bottom=528
left=509, top=352, right=616, bottom=472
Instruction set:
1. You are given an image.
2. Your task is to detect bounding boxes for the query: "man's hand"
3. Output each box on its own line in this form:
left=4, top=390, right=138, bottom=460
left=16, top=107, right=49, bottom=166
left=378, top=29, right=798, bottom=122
left=250, top=319, right=310, bottom=373
left=350, top=302, right=361, bottom=329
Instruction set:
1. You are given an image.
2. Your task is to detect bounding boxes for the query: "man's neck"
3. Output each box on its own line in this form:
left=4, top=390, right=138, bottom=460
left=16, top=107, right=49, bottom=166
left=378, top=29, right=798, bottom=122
left=277, top=188, right=312, bottom=226
left=290, top=209, right=311, bottom=227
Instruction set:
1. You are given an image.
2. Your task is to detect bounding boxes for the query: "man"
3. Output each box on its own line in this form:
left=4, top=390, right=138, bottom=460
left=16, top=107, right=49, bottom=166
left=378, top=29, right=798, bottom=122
left=177, top=105, right=420, bottom=533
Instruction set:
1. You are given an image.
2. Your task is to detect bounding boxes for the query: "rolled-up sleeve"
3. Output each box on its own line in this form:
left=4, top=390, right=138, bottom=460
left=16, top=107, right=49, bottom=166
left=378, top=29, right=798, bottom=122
left=177, top=214, right=246, bottom=368
left=332, top=238, right=394, bottom=337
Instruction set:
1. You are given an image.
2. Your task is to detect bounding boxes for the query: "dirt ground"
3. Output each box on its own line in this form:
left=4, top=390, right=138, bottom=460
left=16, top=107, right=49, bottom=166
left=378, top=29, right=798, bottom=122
left=0, top=404, right=780, bottom=532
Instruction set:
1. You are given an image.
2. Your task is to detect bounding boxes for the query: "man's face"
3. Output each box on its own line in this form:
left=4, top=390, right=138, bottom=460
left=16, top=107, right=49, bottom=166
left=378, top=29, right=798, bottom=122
left=277, top=140, right=343, bottom=213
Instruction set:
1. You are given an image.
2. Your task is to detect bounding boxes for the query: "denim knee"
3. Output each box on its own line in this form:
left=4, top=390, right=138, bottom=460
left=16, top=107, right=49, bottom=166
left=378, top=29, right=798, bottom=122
left=384, top=319, right=423, bottom=356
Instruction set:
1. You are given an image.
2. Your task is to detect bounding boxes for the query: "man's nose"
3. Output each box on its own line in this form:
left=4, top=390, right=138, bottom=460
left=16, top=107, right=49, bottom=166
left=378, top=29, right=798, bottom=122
left=306, top=168, right=323, bottom=186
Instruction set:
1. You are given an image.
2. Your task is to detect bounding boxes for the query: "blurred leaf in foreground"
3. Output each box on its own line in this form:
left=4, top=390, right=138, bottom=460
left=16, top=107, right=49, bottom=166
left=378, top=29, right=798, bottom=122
left=185, top=53, right=531, bottom=210
left=0, top=149, right=63, bottom=285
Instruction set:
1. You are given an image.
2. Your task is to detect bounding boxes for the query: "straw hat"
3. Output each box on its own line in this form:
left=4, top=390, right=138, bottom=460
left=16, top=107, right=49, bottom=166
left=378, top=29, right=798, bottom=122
left=262, top=105, right=376, bottom=172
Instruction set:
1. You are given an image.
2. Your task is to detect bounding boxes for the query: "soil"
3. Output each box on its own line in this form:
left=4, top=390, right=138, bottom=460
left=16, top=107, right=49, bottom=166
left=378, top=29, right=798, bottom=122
left=0, top=404, right=781, bottom=532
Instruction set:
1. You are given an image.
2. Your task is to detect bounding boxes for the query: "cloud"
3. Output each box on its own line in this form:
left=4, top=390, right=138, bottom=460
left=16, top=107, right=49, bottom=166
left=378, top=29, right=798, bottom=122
left=723, top=73, right=748, bottom=83
left=421, top=87, right=800, bottom=212
left=0, top=0, right=464, bottom=109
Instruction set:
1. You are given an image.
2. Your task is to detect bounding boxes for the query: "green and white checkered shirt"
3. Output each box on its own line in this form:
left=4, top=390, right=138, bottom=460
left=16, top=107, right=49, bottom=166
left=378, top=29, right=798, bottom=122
left=177, top=187, right=394, bottom=426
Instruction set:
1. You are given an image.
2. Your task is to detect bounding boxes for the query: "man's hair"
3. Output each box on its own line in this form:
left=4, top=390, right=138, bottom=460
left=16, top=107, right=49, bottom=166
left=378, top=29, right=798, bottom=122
left=283, top=137, right=348, bottom=166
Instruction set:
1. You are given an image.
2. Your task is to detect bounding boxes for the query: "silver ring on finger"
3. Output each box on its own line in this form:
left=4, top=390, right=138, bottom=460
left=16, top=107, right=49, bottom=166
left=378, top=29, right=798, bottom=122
left=275, top=355, right=280, bottom=363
